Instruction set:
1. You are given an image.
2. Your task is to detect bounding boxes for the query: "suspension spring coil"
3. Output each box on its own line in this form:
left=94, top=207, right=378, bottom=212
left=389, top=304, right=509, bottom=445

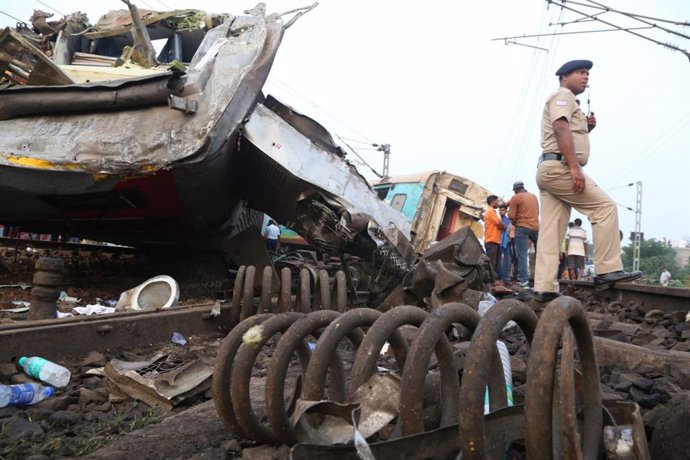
left=229, top=265, right=348, bottom=327
left=214, top=302, right=509, bottom=445
left=213, top=295, right=603, bottom=459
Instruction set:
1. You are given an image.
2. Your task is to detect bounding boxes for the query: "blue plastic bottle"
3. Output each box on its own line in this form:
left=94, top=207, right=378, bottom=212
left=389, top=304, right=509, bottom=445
left=0, top=383, right=54, bottom=407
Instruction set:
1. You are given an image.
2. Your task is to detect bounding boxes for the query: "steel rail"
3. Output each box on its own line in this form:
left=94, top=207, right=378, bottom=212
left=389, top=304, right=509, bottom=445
left=559, top=279, right=690, bottom=312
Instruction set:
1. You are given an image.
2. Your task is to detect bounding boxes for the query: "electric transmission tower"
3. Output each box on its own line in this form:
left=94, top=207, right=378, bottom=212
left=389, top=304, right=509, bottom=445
left=632, top=181, right=642, bottom=271
left=373, top=143, right=391, bottom=178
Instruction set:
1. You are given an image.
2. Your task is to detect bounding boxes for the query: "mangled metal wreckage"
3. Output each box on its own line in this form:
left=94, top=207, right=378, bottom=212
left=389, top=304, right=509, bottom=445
left=0, top=3, right=415, bottom=298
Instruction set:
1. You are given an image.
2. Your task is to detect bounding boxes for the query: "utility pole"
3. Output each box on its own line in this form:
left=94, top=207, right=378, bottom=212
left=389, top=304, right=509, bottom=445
left=632, top=181, right=642, bottom=271
left=373, top=143, right=391, bottom=178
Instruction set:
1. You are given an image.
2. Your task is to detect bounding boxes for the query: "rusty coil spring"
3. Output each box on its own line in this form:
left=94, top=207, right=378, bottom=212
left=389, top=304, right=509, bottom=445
left=229, top=265, right=348, bottom=326
left=213, top=296, right=602, bottom=459
left=214, top=302, right=512, bottom=445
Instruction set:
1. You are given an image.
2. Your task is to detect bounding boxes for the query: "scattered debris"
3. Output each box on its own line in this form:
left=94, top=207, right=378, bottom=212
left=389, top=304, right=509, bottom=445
left=171, top=332, right=187, bottom=347
left=104, top=353, right=212, bottom=411
left=115, top=275, right=179, bottom=312
left=293, top=373, right=401, bottom=445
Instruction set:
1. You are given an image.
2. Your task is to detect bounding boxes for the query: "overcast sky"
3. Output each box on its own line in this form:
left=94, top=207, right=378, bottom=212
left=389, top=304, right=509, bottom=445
left=2, top=0, right=689, bottom=246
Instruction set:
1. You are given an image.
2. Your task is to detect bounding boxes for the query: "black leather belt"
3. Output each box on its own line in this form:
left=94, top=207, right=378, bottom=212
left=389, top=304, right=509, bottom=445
left=539, top=153, right=563, bottom=163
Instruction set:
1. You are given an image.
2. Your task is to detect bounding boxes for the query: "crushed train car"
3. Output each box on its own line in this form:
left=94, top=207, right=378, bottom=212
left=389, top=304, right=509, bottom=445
left=372, top=171, right=492, bottom=253
left=0, top=3, right=418, bottom=302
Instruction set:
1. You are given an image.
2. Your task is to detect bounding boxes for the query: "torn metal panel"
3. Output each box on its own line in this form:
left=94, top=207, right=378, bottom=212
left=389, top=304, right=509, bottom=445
left=240, top=98, right=414, bottom=299
left=241, top=100, right=412, bottom=246
left=0, top=6, right=312, bottom=249
left=104, top=353, right=213, bottom=410
left=82, top=9, right=227, bottom=40
left=403, top=227, right=491, bottom=308
left=0, top=28, right=74, bottom=86
left=0, top=14, right=277, bottom=169
left=292, top=373, right=401, bottom=445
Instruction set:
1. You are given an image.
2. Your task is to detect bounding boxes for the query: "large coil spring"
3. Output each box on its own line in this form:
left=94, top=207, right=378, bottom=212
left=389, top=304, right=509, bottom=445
left=213, top=296, right=603, bottom=459
left=229, top=265, right=348, bottom=326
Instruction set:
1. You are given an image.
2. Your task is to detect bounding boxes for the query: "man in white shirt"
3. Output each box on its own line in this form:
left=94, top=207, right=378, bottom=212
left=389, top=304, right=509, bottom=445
left=566, top=218, right=588, bottom=280
left=659, top=268, right=671, bottom=286
left=263, top=219, right=281, bottom=252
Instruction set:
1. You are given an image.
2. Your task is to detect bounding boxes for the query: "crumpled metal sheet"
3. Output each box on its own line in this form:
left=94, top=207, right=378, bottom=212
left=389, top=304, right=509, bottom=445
left=405, top=227, right=491, bottom=307
left=292, top=373, right=401, bottom=445
left=0, top=9, right=281, bottom=174
left=290, top=404, right=525, bottom=460
left=104, top=353, right=213, bottom=411
left=83, top=9, right=221, bottom=39
left=603, top=402, right=651, bottom=460
left=243, top=102, right=412, bottom=241
left=242, top=99, right=414, bottom=302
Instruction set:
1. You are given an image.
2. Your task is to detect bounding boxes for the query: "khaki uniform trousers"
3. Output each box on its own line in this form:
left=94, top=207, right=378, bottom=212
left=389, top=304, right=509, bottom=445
left=534, top=160, right=623, bottom=292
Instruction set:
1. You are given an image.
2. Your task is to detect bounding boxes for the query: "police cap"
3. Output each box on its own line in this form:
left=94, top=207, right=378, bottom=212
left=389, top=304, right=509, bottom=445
left=555, top=59, right=593, bottom=77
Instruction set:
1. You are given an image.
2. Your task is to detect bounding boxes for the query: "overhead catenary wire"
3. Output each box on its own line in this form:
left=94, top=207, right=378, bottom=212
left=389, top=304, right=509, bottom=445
left=0, top=9, right=28, bottom=25
left=605, top=183, right=635, bottom=192
left=34, top=0, right=66, bottom=17
left=614, top=201, right=634, bottom=212
left=266, top=76, right=377, bottom=147
left=493, top=26, right=654, bottom=42
left=155, top=0, right=173, bottom=10
left=574, top=0, right=690, bottom=36
left=139, top=0, right=159, bottom=11
left=495, top=3, right=565, bottom=198
left=547, top=0, right=690, bottom=59
left=334, top=134, right=383, bottom=178
left=613, top=112, right=690, bottom=182
left=265, top=75, right=388, bottom=176
left=339, top=136, right=376, bottom=145
left=494, top=6, right=553, bottom=194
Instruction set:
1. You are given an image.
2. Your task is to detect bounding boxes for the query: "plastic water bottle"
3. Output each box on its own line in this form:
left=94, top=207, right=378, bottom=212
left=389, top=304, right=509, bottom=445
left=0, top=383, right=54, bottom=407
left=18, top=356, right=71, bottom=388
left=484, top=340, right=513, bottom=415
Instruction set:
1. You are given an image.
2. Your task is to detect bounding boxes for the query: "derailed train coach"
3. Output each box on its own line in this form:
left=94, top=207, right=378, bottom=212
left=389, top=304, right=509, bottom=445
left=372, top=171, right=493, bottom=254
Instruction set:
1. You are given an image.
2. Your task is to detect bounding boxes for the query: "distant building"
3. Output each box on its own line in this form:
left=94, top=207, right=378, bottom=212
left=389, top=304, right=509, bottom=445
left=674, top=246, right=690, bottom=268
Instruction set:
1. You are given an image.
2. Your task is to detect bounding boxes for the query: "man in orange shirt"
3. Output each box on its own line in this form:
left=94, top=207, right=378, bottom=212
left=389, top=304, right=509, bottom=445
left=483, top=195, right=505, bottom=278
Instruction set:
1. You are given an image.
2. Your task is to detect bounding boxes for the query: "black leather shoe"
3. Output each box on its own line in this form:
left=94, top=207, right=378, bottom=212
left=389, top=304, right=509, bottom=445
left=594, top=270, right=643, bottom=289
left=533, top=291, right=562, bottom=303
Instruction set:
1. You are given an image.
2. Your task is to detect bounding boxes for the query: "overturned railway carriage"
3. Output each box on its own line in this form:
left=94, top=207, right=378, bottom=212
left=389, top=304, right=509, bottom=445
left=373, top=171, right=492, bottom=253
left=0, top=7, right=289, bottom=248
left=0, top=5, right=414, bottom=296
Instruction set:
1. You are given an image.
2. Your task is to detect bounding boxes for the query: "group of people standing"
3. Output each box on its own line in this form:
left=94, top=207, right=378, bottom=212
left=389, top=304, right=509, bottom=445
left=561, top=219, right=589, bottom=281
left=483, top=182, right=539, bottom=288
left=483, top=58, right=642, bottom=301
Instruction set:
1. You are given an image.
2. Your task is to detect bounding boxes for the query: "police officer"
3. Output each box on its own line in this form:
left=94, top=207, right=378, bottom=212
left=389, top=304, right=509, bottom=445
left=533, top=59, right=642, bottom=302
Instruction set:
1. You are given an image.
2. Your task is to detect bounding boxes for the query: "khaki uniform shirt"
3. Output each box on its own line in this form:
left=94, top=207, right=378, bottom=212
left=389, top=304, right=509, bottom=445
left=541, top=87, right=590, bottom=166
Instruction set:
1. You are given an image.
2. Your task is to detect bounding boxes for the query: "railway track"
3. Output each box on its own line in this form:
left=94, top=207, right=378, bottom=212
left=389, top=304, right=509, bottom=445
left=0, top=263, right=687, bottom=458
left=559, top=279, right=690, bottom=312
left=0, top=236, right=137, bottom=257
left=0, top=265, right=686, bottom=363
